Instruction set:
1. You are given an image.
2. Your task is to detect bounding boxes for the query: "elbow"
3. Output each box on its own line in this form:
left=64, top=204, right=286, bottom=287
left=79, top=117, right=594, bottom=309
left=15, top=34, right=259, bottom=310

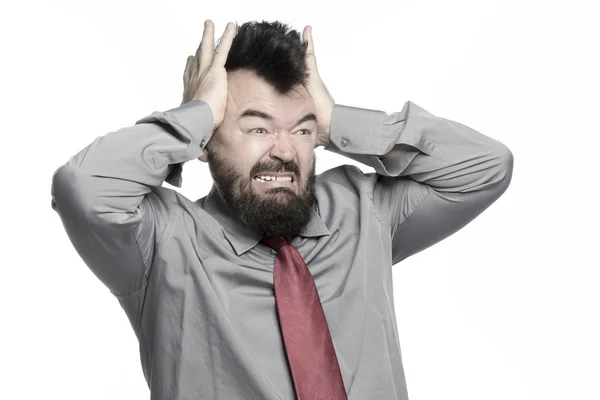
left=477, top=142, right=513, bottom=202
left=495, top=142, right=514, bottom=193
left=51, top=162, right=94, bottom=219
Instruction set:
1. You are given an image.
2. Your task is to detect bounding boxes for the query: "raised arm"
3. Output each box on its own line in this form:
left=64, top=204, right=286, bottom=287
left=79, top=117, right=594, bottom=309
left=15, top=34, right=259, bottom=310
left=299, top=25, right=513, bottom=265
left=51, top=20, right=236, bottom=295
left=324, top=101, right=514, bottom=264
left=51, top=100, right=214, bottom=295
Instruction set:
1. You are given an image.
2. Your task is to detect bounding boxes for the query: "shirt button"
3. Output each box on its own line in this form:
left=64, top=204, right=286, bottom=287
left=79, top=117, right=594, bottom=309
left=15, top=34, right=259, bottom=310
left=200, top=139, right=206, bottom=147
left=340, top=137, right=349, bottom=147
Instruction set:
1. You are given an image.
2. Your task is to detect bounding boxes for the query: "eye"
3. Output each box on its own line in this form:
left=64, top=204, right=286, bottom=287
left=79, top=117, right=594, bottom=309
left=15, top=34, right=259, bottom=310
left=250, top=128, right=310, bottom=135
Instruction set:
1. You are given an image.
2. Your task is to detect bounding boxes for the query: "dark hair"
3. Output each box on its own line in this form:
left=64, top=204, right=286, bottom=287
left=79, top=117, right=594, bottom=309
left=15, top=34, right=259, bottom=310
left=224, top=20, right=309, bottom=95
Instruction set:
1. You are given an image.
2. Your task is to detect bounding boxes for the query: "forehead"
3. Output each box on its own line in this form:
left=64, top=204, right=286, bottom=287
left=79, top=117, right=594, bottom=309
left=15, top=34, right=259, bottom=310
left=227, top=69, right=314, bottom=123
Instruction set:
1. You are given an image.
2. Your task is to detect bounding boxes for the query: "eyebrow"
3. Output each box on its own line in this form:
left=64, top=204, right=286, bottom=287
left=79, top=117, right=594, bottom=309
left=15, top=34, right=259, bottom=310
left=238, top=108, right=317, bottom=127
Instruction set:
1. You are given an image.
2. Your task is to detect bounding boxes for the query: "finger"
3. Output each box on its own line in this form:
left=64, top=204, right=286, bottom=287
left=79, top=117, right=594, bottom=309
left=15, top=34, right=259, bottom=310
left=195, top=20, right=211, bottom=59
left=196, top=19, right=214, bottom=71
left=304, top=25, right=314, bottom=55
left=212, top=22, right=236, bottom=68
left=184, top=55, right=194, bottom=82
left=303, top=25, right=319, bottom=75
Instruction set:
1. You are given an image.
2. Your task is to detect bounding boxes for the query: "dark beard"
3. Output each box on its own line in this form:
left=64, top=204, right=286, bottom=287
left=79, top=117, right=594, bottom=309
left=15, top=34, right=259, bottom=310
left=206, top=147, right=317, bottom=239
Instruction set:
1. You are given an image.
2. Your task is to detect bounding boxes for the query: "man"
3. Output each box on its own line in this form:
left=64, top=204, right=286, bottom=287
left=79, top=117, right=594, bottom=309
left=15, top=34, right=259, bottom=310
left=51, top=19, right=513, bottom=400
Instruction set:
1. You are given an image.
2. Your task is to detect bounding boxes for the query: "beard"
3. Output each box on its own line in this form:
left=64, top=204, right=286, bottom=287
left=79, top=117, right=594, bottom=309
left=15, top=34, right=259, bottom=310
left=206, top=147, right=317, bottom=239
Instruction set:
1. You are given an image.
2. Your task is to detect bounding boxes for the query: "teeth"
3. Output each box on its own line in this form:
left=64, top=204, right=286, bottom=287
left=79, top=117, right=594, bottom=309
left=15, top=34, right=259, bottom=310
left=254, top=175, right=293, bottom=182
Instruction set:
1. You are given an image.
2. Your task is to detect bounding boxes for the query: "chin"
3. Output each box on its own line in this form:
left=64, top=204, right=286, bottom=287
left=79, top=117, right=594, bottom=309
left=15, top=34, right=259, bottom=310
left=260, top=189, right=297, bottom=202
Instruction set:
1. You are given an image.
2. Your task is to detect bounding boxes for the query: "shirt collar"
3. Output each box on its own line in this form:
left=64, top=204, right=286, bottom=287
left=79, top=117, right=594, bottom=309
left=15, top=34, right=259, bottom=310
left=200, top=184, right=331, bottom=256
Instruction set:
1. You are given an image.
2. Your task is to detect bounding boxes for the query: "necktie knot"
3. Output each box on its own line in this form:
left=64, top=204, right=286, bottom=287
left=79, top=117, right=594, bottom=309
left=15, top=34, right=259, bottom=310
left=262, top=236, right=290, bottom=252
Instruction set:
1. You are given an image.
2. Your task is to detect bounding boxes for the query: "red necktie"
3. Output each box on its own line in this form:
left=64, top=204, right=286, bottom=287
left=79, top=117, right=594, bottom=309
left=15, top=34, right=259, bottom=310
left=262, top=236, right=348, bottom=400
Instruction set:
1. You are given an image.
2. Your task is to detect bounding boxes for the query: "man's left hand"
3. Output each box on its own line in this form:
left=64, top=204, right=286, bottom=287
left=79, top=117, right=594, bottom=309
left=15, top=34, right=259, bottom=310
left=303, top=25, right=334, bottom=148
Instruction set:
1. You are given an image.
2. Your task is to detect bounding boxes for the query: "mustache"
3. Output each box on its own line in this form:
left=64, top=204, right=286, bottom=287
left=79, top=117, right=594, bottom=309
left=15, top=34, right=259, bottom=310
left=250, top=161, right=300, bottom=177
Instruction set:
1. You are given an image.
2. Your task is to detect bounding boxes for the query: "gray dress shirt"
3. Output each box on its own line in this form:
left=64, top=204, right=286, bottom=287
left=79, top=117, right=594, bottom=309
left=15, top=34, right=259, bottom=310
left=51, top=99, right=513, bottom=400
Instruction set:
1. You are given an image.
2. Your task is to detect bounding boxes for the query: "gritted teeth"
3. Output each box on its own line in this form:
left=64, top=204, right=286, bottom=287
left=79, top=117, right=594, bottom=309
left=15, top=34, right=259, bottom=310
left=253, top=174, right=294, bottom=182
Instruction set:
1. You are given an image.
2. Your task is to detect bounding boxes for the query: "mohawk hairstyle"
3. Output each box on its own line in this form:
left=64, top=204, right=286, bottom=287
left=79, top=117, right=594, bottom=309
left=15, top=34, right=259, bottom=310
left=224, top=20, right=309, bottom=95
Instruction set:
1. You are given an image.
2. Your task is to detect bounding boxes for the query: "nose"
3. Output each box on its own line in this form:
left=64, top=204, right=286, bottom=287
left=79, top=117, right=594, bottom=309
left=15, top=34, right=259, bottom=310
left=269, top=132, right=296, bottom=163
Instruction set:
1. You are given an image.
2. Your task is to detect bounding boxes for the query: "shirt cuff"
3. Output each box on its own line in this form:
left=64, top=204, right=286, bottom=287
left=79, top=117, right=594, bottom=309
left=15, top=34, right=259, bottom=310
left=323, top=101, right=421, bottom=177
left=325, top=103, right=389, bottom=155
left=135, top=100, right=213, bottom=187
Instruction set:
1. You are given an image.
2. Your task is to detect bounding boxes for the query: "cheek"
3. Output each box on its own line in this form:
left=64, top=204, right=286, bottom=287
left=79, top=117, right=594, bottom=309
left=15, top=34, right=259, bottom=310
left=231, top=143, right=265, bottom=175
left=298, top=148, right=315, bottom=174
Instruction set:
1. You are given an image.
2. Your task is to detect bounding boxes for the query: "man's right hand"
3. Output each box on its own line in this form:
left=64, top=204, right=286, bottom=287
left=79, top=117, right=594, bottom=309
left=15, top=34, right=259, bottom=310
left=181, top=20, right=237, bottom=131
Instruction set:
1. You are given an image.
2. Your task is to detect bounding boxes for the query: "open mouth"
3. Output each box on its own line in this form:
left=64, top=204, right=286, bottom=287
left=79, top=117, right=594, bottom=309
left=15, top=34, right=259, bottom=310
left=252, top=174, right=295, bottom=184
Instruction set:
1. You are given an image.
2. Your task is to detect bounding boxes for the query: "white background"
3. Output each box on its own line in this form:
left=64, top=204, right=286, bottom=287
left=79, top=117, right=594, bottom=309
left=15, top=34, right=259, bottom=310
left=1, top=0, right=598, bottom=399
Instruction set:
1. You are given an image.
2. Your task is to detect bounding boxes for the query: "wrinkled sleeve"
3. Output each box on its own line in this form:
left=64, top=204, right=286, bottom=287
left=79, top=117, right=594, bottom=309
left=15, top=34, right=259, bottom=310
left=324, top=101, right=514, bottom=264
left=51, top=100, right=213, bottom=295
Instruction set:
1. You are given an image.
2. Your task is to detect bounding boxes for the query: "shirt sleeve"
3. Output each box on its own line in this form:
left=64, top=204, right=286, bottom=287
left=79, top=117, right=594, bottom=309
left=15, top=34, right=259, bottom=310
left=50, top=100, right=213, bottom=295
left=324, top=101, right=514, bottom=264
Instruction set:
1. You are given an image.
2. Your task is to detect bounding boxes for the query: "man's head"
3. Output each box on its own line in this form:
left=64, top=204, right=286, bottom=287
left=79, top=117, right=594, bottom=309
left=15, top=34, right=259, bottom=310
left=198, top=21, right=318, bottom=239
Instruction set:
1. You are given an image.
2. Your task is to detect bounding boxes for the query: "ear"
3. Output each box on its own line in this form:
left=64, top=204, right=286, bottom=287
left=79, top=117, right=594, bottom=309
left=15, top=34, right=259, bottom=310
left=198, top=151, right=208, bottom=163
